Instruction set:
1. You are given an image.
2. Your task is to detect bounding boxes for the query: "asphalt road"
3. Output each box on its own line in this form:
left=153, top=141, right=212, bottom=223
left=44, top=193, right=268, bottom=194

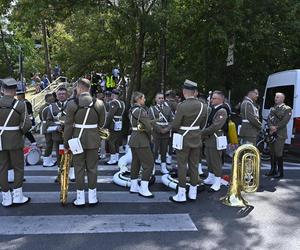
left=0, top=159, right=299, bottom=250
left=0, top=133, right=299, bottom=250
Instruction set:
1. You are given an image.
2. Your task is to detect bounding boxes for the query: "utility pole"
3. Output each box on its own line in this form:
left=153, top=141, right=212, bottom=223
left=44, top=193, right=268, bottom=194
left=160, top=0, right=167, bottom=94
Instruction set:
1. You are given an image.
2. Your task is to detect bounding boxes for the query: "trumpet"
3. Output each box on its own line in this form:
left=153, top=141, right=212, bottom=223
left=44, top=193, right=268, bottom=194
left=60, top=152, right=71, bottom=205
left=98, top=127, right=110, bottom=140
left=221, top=144, right=260, bottom=207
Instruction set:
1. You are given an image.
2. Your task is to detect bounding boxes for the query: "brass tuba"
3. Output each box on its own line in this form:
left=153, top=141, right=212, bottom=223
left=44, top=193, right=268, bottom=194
left=98, top=127, right=110, bottom=140
left=60, top=152, right=71, bottom=205
left=221, top=144, right=260, bottom=207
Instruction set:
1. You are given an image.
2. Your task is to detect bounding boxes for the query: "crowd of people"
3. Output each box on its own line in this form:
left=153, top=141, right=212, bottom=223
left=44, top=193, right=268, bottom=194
left=0, top=76, right=292, bottom=207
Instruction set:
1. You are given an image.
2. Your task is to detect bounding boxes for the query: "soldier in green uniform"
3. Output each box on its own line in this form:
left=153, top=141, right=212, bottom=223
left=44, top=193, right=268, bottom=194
left=39, top=93, right=56, bottom=167
left=64, top=78, right=106, bottom=206
left=129, top=91, right=155, bottom=198
left=165, top=90, right=178, bottom=165
left=149, top=93, right=173, bottom=174
left=104, top=89, right=125, bottom=165
left=46, top=86, right=68, bottom=181
left=170, top=80, right=207, bottom=203
left=202, top=90, right=228, bottom=192
left=239, top=89, right=262, bottom=145
left=0, top=78, right=32, bottom=207
left=266, top=92, right=292, bottom=178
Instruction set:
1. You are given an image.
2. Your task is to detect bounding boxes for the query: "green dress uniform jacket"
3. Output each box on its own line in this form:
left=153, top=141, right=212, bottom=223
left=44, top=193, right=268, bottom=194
left=46, top=101, right=68, bottom=141
left=172, top=97, right=208, bottom=148
left=149, top=103, right=173, bottom=139
left=239, top=97, right=261, bottom=144
left=268, top=103, right=292, bottom=140
left=0, top=96, right=32, bottom=149
left=63, top=92, right=106, bottom=150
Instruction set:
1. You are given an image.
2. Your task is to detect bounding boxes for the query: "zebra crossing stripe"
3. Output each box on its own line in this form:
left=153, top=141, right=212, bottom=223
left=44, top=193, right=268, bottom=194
left=0, top=214, right=197, bottom=234
left=23, top=191, right=173, bottom=203
left=22, top=176, right=163, bottom=184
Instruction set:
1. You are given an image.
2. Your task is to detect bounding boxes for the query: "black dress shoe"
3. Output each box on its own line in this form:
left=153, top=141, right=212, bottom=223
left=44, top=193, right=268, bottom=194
left=265, top=171, right=276, bottom=177
left=273, top=173, right=283, bottom=179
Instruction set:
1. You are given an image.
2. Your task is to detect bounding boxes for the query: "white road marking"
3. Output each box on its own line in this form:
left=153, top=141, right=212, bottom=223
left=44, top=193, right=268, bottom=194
left=0, top=214, right=197, bottom=234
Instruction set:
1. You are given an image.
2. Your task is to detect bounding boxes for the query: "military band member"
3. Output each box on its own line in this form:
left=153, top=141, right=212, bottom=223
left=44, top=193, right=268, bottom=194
left=165, top=90, right=178, bottom=165
left=170, top=80, right=207, bottom=203
left=129, top=91, right=155, bottom=198
left=266, top=92, right=292, bottom=178
left=104, top=89, right=125, bottom=165
left=202, top=91, right=228, bottom=192
left=239, top=89, right=262, bottom=145
left=39, top=93, right=56, bottom=167
left=149, top=93, right=173, bottom=174
left=46, top=86, right=68, bottom=181
left=64, top=78, right=106, bottom=206
left=0, top=78, right=31, bottom=207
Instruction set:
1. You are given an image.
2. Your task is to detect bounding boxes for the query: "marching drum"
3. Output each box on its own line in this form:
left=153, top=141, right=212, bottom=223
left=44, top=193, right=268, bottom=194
left=24, top=145, right=41, bottom=165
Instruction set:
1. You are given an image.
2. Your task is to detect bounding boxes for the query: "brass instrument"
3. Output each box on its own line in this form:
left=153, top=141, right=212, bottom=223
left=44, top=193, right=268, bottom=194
left=137, top=122, right=145, bottom=131
left=60, top=152, right=71, bottom=205
left=221, top=144, right=260, bottom=207
left=98, top=127, right=110, bottom=140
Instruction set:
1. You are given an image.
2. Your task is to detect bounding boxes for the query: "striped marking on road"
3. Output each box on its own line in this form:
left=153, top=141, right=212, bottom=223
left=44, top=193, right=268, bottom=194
left=23, top=191, right=173, bottom=203
left=22, top=176, right=163, bottom=184
left=0, top=214, right=197, bottom=234
left=25, top=164, right=300, bottom=172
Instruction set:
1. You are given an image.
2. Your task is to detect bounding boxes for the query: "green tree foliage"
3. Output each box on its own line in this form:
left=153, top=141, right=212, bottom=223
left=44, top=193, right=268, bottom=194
left=0, top=0, right=299, bottom=103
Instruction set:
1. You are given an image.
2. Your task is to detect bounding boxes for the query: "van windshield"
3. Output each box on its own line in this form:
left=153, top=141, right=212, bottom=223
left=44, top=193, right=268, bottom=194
left=264, top=85, right=294, bottom=109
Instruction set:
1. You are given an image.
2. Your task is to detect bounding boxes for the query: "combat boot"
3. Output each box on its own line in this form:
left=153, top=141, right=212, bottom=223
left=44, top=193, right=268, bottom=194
left=73, top=190, right=85, bottom=207
left=12, top=187, right=30, bottom=205
left=1, top=191, right=12, bottom=207
left=169, top=187, right=186, bottom=203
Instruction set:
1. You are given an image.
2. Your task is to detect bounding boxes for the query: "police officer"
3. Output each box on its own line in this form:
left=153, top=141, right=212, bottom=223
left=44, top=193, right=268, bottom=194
left=170, top=80, right=207, bottom=203
left=128, top=91, right=155, bottom=198
left=0, top=78, right=31, bottom=207
left=266, top=92, right=292, bottom=178
left=39, top=93, right=56, bottom=167
left=46, top=86, right=68, bottom=181
left=104, top=89, right=125, bottom=165
left=149, top=93, right=173, bottom=174
left=202, top=90, right=228, bottom=192
left=239, top=89, right=262, bottom=145
left=64, top=78, right=106, bottom=206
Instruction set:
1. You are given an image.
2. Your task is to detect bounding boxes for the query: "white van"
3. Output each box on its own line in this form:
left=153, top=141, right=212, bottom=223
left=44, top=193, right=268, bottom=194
left=262, top=69, right=300, bottom=147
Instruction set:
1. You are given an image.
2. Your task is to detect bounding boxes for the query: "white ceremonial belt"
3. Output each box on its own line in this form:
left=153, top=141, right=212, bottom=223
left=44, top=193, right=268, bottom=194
left=179, top=126, right=200, bottom=131
left=114, top=116, right=122, bottom=119
left=54, top=121, right=61, bottom=125
left=74, top=124, right=98, bottom=129
left=42, top=121, right=47, bottom=124
left=132, top=127, right=138, bottom=131
left=242, top=119, right=249, bottom=123
left=0, top=126, right=20, bottom=131
left=156, top=122, right=169, bottom=126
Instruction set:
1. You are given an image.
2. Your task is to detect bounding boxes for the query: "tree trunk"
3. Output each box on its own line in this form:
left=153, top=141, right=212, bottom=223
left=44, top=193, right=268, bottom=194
left=42, top=20, right=52, bottom=81
left=159, top=0, right=167, bottom=94
left=0, top=26, right=13, bottom=76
